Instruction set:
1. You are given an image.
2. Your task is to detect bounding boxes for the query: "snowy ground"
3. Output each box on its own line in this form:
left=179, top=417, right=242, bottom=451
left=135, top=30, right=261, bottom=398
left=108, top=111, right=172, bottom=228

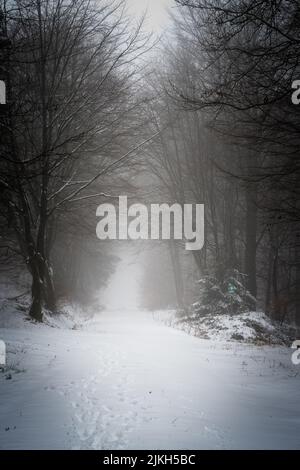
left=0, top=308, right=300, bottom=450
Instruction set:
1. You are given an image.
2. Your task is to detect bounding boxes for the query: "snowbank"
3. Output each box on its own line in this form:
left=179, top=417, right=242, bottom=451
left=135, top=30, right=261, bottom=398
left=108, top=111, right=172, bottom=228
left=0, top=293, right=96, bottom=331
left=154, top=309, right=296, bottom=345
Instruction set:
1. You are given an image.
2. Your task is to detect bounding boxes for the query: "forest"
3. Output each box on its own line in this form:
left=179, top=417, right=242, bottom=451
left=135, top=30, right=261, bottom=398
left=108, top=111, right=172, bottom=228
left=0, top=0, right=300, bottom=452
left=0, top=0, right=299, bottom=326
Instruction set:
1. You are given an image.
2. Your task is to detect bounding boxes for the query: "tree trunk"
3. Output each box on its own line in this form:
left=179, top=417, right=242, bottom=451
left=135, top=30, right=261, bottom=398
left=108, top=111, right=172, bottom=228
left=28, top=252, right=56, bottom=321
left=44, top=260, right=56, bottom=311
left=169, top=240, right=185, bottom=310
left=265, top=245, right=273, bottom=315
left=29, top=260, right=44, bottom=322
left=244, top=183, right=257, bottom=299
left=272, top=250, right=280, bottom=321
left=295, top=252, right=300, bottom=327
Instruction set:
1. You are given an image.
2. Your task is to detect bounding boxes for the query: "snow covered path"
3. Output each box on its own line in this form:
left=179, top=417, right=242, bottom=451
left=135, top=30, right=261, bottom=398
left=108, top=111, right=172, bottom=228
left=0, top=309, right=300, bottom=449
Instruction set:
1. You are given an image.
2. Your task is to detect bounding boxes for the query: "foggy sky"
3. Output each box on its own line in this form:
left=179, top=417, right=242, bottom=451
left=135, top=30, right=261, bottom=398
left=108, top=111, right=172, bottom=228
left=126, top=0, right=174, bottom=34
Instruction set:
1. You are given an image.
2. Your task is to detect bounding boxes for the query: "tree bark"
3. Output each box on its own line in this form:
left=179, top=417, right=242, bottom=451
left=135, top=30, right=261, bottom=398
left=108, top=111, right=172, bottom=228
left=244, top=182, right=257, bottom=299
left=44, top=259, right=56, bottom=311
left=28, top=256, right=44, bottom=322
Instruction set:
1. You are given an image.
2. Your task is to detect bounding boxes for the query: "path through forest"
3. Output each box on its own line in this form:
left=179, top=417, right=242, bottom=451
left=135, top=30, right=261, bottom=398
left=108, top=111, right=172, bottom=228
left=0, top=309, right=299, bottom=449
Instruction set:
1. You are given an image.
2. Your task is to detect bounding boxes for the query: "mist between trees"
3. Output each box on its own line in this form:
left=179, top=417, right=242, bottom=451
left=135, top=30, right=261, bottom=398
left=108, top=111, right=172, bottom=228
left=0, top=0, right=299, bottom=326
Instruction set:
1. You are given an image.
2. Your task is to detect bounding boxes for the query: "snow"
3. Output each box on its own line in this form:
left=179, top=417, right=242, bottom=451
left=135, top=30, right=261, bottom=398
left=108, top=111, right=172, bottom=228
left=0, top=307, right=300, bottom=449
left=155, top=309, right=294, bottom=345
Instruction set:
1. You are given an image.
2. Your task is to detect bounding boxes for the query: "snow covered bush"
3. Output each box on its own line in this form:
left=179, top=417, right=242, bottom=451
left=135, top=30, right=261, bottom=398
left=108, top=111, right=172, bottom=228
left=192, top=270, right=256, bottom=317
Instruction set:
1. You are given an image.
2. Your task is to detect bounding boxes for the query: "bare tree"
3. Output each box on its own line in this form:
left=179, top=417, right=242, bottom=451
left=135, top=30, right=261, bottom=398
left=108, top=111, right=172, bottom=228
left=0, top=0, right=151, bottom=320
